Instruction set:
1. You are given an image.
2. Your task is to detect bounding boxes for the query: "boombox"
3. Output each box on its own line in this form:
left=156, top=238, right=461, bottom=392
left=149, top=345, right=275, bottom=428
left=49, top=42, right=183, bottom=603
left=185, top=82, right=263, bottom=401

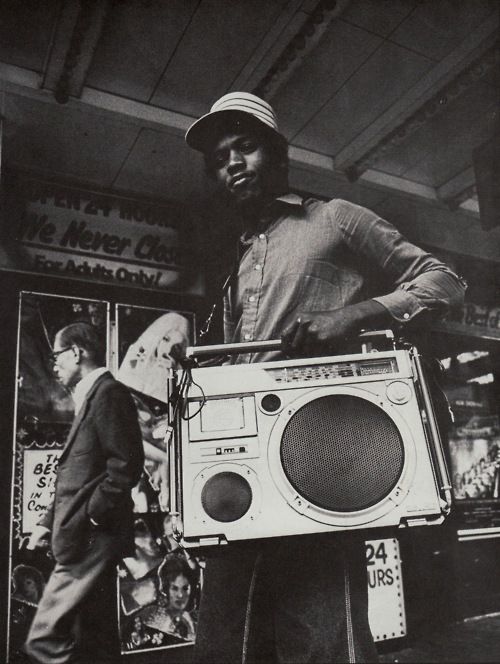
left=169, top=336, right=452, bottom=548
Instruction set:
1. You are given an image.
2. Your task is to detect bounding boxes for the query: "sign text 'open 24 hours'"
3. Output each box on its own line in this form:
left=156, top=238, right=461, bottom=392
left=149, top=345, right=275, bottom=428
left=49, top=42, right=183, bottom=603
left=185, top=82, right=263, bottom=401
left=15, top=179, right=188, bottom=291
left=366, top=538, right=406, bottom=642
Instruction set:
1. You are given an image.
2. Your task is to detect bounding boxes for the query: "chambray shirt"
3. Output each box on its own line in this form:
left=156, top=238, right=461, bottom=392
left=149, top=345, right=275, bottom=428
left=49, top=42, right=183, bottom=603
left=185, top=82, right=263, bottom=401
left=224, top=196, right=466, bottom=364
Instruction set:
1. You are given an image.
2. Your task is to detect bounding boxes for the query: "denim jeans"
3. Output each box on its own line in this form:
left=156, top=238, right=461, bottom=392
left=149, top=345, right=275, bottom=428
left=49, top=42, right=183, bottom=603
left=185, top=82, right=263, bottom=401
left=193, top=532, right=378, bottom=664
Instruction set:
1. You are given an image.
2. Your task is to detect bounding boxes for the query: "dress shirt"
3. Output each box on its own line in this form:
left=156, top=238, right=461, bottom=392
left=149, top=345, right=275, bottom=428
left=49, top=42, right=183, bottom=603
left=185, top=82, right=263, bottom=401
left=72, top=367, right=108, bottom=414
left=224, top=195, right=466, bottom=364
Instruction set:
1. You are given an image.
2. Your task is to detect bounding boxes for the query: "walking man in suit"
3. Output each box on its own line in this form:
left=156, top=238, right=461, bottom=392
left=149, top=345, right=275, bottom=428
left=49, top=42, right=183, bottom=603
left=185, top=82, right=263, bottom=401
left=24, top=322, right=144, bottom=664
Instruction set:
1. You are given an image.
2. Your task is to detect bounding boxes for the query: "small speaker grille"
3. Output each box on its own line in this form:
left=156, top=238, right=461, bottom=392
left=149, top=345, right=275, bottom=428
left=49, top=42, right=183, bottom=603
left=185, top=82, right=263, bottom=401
left=201, top=471, right=252, bottom=522
left=280, top=394, right=404, bottom=512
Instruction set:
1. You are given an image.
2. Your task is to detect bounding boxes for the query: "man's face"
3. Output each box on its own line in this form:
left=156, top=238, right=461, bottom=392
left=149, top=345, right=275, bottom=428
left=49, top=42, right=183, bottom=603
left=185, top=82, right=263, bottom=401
left=52, top=333, right=80, bottom=389
left=210, top=132, right=275, bottom=208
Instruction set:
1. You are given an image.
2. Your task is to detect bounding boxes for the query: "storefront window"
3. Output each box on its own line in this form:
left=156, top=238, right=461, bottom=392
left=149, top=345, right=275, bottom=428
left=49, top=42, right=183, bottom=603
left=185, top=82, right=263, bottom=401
left=7, top=292, right=203, bottom=659
left=441, top=346, right=500, bottom=537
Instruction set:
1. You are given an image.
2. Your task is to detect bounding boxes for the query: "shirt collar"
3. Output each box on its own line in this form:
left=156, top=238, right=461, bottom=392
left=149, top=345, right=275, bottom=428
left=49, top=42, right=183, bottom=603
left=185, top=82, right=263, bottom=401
left=276, top=193, right=303, bottom=205
left=262, top=193, right=303, bottom=219
left=73, top=367, right=108, bottom=414
left=240, top=193, right=303, bottom=243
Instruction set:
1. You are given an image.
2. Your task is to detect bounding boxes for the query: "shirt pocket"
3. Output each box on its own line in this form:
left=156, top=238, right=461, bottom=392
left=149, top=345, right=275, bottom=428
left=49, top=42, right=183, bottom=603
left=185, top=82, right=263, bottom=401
left=273, top=260, right=342, bottom=315
left=296, top=260, right=344, bottom=311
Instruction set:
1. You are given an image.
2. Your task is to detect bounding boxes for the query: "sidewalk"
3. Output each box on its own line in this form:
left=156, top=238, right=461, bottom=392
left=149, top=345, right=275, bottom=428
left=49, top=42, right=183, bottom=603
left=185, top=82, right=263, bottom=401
left=380, top=613, right=500, bottom=663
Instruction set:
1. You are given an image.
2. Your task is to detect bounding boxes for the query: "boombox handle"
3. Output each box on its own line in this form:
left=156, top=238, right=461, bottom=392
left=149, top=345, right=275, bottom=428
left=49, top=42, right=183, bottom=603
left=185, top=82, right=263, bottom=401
left=166, top=369, right=185, bottom=521
left=185, top=329, right=396, bottom=360
left=411, top=349, right=453, bottom=513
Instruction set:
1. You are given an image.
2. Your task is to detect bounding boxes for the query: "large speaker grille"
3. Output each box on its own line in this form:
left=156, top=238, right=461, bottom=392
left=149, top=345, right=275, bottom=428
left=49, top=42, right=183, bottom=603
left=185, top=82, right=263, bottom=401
left=280, top=394, right=404, bottom=512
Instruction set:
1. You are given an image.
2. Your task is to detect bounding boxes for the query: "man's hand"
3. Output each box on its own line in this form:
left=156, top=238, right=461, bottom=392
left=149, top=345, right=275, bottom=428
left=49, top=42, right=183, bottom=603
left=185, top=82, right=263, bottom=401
left=281, top=300, right=389, bottom=356
left=27, top=525, right=51, bottom=550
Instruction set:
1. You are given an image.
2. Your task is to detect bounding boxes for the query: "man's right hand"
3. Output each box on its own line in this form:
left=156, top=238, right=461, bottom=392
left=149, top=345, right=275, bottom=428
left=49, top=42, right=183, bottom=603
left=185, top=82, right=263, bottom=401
left=27, top=525, right=51, bottom=550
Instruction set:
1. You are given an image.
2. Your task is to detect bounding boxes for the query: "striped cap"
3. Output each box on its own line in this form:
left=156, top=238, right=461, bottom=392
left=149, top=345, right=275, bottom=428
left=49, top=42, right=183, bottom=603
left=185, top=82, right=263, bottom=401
left=185, top=92, right=280, bottom=152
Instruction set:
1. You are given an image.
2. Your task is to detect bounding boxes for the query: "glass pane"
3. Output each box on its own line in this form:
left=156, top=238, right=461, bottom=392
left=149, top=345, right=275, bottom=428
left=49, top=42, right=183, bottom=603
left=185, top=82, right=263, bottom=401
left=441, top=344, right=500, bottom=534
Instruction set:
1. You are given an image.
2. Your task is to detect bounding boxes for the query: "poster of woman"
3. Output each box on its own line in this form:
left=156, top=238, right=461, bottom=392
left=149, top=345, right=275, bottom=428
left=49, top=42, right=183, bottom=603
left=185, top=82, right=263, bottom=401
left=115, top=304, right=194, bottom=513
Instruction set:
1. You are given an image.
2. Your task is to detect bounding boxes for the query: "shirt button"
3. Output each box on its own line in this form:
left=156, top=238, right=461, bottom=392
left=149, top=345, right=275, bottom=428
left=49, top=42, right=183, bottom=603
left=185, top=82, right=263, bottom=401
left=259, top=233, right=266, bottom=240
left=403, top=313, right=410, bottom=320
left=248, top=295, right=255, bottom=302
left=244, top=333, right=252, bottom=340
left=254, top=264, right=262, bottom=271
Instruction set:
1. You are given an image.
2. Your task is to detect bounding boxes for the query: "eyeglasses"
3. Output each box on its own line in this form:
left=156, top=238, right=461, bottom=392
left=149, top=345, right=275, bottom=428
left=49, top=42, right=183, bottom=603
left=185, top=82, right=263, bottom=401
left=51, top=347, right=72, bottom=363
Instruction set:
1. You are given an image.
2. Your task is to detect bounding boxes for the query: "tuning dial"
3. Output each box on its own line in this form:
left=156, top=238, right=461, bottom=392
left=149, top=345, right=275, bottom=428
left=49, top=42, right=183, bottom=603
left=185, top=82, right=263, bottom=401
left=386, top=381, right=411, bottom=405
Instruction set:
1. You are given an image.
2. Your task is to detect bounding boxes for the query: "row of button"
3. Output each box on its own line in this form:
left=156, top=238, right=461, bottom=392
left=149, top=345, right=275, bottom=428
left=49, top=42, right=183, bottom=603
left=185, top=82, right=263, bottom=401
left=243, top=234, right=266, bottom=341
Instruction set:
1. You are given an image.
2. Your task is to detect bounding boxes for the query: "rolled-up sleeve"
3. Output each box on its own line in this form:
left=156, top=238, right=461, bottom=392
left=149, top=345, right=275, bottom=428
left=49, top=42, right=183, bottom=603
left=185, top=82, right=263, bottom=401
left=373, top=268, right=466, bottom=323
left=335, top=199, right=467, bottom=323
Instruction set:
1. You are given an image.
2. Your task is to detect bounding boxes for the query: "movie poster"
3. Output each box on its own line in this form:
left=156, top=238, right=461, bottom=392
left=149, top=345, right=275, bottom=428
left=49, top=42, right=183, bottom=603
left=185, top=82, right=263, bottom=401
left=446, top=376, right=500, bottom=502
left=117, top=512, right=202, bottom=653
left=115, top=304, right=203, bottom=654
left=8, top=296, right=202, bottom=659
left=8, top=291, right=109, bottom=659
left=449, top=421, right=500, bottom=501
left=115, top=303, right=194, bottom=514
left=439, top=347, right=500, bottom=537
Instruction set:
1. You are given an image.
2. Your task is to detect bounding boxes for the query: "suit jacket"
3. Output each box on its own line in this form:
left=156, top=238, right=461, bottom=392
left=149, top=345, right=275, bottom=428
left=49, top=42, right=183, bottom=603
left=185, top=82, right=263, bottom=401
left=39, top=371, right=144, bottom=564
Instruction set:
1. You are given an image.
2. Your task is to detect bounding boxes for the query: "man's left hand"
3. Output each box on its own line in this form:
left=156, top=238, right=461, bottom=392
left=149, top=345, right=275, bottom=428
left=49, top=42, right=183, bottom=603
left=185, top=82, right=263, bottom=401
left=281, top=300, right=389, bottom=356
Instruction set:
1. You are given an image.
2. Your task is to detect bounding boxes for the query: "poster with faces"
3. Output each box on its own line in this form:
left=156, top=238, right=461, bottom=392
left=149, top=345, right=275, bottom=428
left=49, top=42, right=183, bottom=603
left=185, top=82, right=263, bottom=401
left=114, top=304, right=203, bottom=654
left=117, top=512, right=203, bottom=654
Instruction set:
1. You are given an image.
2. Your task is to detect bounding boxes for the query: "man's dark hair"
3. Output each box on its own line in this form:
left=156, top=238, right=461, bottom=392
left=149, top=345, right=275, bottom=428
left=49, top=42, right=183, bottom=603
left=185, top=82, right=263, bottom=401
left=203, top=117, right=289, bottom=190
left=57, top=322, right=105, bottom=367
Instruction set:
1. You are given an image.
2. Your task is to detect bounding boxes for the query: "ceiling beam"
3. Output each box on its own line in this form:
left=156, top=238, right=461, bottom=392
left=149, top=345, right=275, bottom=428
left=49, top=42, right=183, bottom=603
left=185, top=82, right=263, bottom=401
left=335, top=14, right=498, bottom=172
left=438, top=167, right=475, bottom=201
left=288, top=144, right=334, bottom=171
left=437, top=167, right=476, bottom=210
left=359, top=170, right=438, bottom=202
left=231, top=0, right=308, bottom=91
left=459, top=198, right=480, bottom=215
left=252, top=0, right=352, bottom=100
left=0, top=63, right=41, bottom=90
left=345, top=38, right=500, bottom=181
left=42, top=0, right=112, bottom=104
left=0, top=63, right=190, bottom=134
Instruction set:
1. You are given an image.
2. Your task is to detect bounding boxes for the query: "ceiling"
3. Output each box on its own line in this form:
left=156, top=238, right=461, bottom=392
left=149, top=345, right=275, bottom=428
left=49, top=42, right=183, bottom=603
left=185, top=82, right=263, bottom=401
left=0, top=0, right=499, bottom=261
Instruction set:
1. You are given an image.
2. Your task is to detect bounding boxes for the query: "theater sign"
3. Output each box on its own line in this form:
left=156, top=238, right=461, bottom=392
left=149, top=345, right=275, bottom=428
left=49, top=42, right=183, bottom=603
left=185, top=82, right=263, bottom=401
left=435, top=302, right=500, bottom=340
left=4, top=177, right=200, bottom=293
